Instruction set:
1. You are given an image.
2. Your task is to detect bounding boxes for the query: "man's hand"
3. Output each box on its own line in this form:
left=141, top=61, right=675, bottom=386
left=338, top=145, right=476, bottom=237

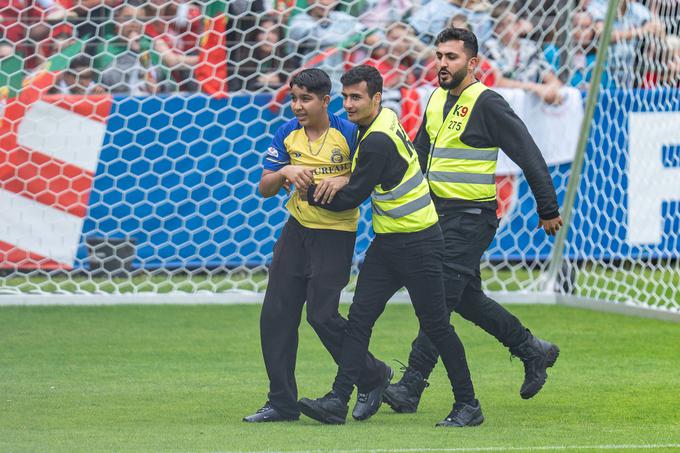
left=538, top=215, right=563, bottom=236
left=535, top=84, right=564, bottom=105
left=313, top=175, right=349, bottom=204
left=279, top=165, right=314, bottom=192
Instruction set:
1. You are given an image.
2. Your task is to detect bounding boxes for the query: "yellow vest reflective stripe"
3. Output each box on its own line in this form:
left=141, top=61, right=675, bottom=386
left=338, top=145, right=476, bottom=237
left=352, top=108, right=438, bottom=234
left=425, top=82, right=498, bottom=202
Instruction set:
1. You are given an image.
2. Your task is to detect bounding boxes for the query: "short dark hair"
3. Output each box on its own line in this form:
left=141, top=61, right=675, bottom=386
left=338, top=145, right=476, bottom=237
left=68, top=55, right=93, bottom=73
left=434, top=27, right=478, bottom=58
left=340, top=65, right=383, bottom=97
left=289, top=68, right=332, bottom=97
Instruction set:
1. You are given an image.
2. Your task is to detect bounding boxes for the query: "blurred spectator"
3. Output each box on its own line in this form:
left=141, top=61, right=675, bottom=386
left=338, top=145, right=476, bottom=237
left=0, top=39, right=23, bottom=105
left=481, top=10, right=564, bottom=104
left=288, top=0, right=379, bottom=86
left=646, top=0, right=678, bottom=35
left=642, top=35, right=680, bottom=88
left=366, top=22, right=429, bottom=136
left=143, top=0, right=202, bottom=91
left=143, top=0, right=202, bottom=52
left=367, top=22, right=419, bottom=92
left=588, top=0, right=665, bottom=87
left=51, top=0, right=122, bottom=48
left=408, top=0, right=494, bottom=45
left=544, top=10, right=599, bottom=90
left=490, top=1, right=533, bottom=38
left=449, top=13, right=470, bottom=29
left=519, top=0, right=571, bottom=45
left=0, top=0, right=54, bottom=67
left=37, top=22, right=76, bottom=62
left=356, top=0, right=417, bottom=30
left=236, top=15, right=293, bottom=91
left=226, top=0, right=265, bottom=92
left=94, top=4, right=167, bottom=95
left=49, top=54, right=105, bottom=94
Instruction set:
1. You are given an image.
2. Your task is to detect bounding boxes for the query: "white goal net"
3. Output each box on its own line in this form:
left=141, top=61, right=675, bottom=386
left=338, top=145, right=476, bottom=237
left=0, top=0, right=677, bottom=316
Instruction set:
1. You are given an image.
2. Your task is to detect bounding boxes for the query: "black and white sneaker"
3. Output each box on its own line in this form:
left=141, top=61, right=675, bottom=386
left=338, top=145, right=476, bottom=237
left=435, top=400, right=484, bottom=427
left=352, top=365, right=393, bottom=421
left=243, top=402, right=299, bottom=423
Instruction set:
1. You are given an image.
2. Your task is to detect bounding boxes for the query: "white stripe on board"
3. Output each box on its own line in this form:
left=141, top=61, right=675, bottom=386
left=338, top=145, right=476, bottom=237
left=17, top=100, right=106, bottom=173
left=0, top=189, right=84, bottom=265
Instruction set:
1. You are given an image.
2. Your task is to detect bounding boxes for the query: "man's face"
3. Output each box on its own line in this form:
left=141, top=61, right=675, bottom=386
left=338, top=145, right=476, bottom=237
left=436, top=40, right=475, bottom=89
left=495, top=13, right=519, bottom=43
left=116, top=7, right=143, bottom=40
left=572, top=12, right=595, bottom=48
left=290, top=85, right=329, bottom=127
left=308, top=0, right=336, bottom=16
left=342, top=81, right=379, bottom=126
left=64, top=66, right=93, bottom=94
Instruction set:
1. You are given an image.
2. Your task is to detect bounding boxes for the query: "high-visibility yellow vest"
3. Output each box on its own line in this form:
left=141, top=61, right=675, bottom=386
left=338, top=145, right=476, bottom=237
left=352, top=108, right=438, bottom=234
left=425, top=82, right=498, bottom=202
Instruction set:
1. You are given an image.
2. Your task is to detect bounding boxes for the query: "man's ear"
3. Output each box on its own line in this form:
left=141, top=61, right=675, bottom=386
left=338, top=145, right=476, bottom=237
left=322, top=94, right=331, bottom=107
left=468, top=55, right=480, bottom=73
left=373, top=91, right=382, bottom=106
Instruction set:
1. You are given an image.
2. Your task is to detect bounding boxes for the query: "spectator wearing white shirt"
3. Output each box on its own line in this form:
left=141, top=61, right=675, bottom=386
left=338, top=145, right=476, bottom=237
left=481, top=11, right=564, bottom=104
left=408, top=0, right=494, bottom=45
left=588, top=0, right=665, bottom=87
left=288, top=0, right=379, bottom=87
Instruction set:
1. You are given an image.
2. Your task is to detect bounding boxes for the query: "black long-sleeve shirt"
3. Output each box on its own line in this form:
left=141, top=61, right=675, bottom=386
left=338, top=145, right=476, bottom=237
left=415, top=85, right=560, bottom=220
left=306, top=121, right=407, bottom=212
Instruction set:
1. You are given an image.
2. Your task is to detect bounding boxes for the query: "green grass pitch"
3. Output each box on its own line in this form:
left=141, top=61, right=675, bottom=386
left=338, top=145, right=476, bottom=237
left=1, top=303, right=679, bottom=452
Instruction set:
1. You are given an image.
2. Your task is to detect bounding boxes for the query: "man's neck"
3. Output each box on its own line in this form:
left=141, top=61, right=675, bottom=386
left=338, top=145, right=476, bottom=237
left=449, top=75, right=476, bottom=96
left=305, top=116, right=331, bottom=141
left=358, top=107, right=381, bottom=129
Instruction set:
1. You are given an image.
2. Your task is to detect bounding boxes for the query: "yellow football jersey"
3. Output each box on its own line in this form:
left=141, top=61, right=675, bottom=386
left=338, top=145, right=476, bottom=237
left=264, top=113, right=359, bottom=231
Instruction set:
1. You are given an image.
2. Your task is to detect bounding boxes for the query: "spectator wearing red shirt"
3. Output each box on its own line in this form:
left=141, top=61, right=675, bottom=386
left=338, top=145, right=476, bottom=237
left=143, top=0, right=202, bottom=91
left=643, top=35, right=680, bottom=88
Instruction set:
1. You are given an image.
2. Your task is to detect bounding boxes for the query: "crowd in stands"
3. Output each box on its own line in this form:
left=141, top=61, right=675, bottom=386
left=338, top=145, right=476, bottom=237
left=0, top=0, right=678, bottom=101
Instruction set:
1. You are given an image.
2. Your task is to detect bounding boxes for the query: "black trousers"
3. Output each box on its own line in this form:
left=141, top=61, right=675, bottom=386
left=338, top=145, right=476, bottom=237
left=332, top=224, right=476, bottom=405
left=261, top=217, right=385, bottom=418
left=408, top=209, right=529, bottom=379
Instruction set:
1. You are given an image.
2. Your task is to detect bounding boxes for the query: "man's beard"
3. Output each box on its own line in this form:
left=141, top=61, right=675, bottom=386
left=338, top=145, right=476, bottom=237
left=438, top=66, right=468, bottom=89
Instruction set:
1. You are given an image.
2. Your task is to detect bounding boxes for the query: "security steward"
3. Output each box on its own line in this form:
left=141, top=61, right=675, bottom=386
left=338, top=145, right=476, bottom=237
left=297, top=65, right=483, bottom=428
left=383, top=28, right=564, bottom=415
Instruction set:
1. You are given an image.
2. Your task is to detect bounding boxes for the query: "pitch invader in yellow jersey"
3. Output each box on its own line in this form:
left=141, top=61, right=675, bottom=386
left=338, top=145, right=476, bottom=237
left=243, top=69, right=391, bottom=423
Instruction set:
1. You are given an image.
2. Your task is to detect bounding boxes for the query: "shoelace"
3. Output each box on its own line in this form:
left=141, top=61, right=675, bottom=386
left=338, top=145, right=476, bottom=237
left=445, top=408, right=462, bottom=422
left=394, top=359, right=408, bottom=373
left=256, top=403, right=273, bottom=413
left=356, top=392, right=368, bottom=403
left=392, top=359, right=431, bottom=390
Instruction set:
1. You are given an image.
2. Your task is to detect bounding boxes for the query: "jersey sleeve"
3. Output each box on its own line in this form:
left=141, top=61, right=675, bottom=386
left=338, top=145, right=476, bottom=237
left=263, top=123, right=292, bottom=172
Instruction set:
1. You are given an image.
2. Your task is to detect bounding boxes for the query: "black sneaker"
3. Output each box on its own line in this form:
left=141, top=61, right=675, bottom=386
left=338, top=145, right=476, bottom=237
left=298, top=392, right=348, bottom=425
left=352, top=365, right=393, bottom=421
left=510, top=333, right=560, bottom=399
left=382, top=367, right=429, bottom=413
left=435, top=400, right=484, bottom=427
left=243, top=402, right=299, bottom=423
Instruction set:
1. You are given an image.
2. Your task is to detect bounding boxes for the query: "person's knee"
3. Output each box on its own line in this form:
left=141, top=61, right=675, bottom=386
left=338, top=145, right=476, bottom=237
left=260, top=303, right=282, bottom=328
left=307, top=305, right=346, bottom=333
left=419, top=317, right=453, bottom=341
